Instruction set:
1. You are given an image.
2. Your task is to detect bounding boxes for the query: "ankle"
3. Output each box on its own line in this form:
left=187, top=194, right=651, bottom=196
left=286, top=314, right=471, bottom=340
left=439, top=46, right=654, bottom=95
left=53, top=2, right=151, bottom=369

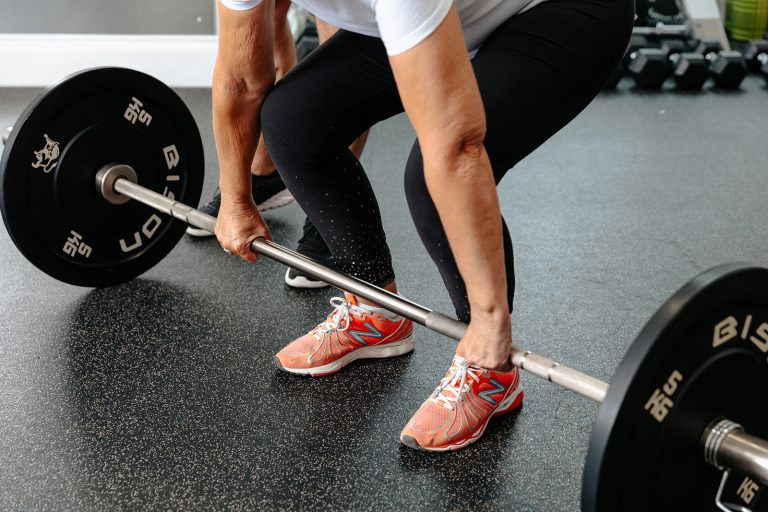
left=355, top=301, right=401, bottom=321
left=355, top=280, right=398, bottom=308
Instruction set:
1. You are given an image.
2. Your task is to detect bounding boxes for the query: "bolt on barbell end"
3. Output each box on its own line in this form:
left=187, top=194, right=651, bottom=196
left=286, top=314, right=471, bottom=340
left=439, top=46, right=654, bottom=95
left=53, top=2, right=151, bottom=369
left=2, top=126, right=11, bottom=146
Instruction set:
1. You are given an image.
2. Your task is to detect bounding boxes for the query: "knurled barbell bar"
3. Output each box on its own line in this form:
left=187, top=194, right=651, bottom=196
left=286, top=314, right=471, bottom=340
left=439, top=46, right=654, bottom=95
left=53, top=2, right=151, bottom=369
left=2, top=68, right=768, bottom=511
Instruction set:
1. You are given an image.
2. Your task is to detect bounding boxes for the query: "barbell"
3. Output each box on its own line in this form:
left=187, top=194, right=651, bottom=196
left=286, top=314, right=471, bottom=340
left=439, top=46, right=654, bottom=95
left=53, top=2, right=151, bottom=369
left=1, top=67, right=767, bottom=511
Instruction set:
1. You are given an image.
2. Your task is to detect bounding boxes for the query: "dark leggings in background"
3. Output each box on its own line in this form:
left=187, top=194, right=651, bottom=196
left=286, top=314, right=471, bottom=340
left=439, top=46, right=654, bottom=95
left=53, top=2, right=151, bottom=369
left=262, top=0, right=634, bottom=323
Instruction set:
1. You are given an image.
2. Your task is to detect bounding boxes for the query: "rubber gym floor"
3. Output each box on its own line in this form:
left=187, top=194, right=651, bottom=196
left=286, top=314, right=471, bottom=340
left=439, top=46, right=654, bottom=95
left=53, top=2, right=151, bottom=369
left=1, top=76, right=767, bottom=511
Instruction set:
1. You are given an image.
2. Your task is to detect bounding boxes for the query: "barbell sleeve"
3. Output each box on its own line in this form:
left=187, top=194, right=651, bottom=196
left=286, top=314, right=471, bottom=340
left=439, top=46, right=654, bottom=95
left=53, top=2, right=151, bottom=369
left=108, top=171, right=610, bottom=403
left=705, top=419, right=768, bottom=486
left=719, top=430, right=768, bottom=486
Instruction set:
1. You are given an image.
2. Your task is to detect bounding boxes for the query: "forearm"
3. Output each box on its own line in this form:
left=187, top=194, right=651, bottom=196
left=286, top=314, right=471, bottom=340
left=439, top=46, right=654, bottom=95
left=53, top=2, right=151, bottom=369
left=424, top=148, right=510, bottom=321
left=214, top=0, right=276, bottom=201
left=212, top=71, right=272, bottom=203
left=387, top=7, right=509, bottom=322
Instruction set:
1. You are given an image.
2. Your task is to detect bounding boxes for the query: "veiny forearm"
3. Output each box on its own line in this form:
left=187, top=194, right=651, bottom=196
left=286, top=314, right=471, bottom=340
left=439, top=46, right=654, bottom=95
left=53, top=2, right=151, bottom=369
left=214, top=0, right=276, bottom=202
left=424, top=147, right=510, bottom=321
left=212, top=76, right=271, bottom=203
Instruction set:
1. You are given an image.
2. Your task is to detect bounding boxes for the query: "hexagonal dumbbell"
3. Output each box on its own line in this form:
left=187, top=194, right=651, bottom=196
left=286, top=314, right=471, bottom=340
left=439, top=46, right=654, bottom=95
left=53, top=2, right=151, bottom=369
left=627, top=48, right=669, bottom=88
left=655, top=40, right=708, bottom=90
left=603, top=35, right=654, bottom=89
left=668, top=52, right=708, bottom=89
left=744, top=40, right=768, bottom=72
left=694, top=40, right=748, bottom=89
left=743, top=40, right=768, bottom=85
left=627, top=39, right=699, bottom=89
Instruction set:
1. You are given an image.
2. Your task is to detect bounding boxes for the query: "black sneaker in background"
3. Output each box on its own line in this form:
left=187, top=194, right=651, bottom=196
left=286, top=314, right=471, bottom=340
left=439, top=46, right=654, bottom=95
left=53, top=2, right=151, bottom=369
left=186, top=172, right=293, bottom=237
left=284, top=217, right=332, bottom=289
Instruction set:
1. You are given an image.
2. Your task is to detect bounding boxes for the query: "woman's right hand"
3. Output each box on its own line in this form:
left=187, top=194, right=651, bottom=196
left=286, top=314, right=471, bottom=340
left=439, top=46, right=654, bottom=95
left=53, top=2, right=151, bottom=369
left=215, top=197, right=271, bottom=263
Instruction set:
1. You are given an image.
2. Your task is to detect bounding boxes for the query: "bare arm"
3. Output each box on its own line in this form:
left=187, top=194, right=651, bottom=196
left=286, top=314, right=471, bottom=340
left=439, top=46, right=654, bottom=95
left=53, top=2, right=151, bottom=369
left=247, top=0, right=295, bottom=176
left=388, top=7, right=512, bottom=369
left=273, top=0, right=296, bottom=79
left=214, top=0, right=276, bottom=260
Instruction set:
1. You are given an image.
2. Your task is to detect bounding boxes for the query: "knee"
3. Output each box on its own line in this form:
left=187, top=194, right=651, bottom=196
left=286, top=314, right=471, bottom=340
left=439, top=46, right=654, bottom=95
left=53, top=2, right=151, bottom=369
left=260, top=84, right=296, bottom=162
left=260, top=80, right=334, bottom=168
left=404, top=143, right=445, bottom=231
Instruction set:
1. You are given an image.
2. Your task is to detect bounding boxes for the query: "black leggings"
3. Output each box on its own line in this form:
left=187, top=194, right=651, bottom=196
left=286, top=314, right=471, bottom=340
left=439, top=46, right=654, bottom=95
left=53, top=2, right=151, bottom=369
left=262, top=0, right=634, bottom=322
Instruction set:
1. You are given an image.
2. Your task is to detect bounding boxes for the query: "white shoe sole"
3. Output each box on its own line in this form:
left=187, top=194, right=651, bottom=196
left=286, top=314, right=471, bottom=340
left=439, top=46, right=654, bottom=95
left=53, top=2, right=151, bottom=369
left=185, top=189, right=294, bottom=237
left=258, top=188, right=294, bottom=211
left=275, top=334, right=415, bottom=376
left=284, top=268, right=330, bottom=289
left=400, top=384, right=524, bottom=452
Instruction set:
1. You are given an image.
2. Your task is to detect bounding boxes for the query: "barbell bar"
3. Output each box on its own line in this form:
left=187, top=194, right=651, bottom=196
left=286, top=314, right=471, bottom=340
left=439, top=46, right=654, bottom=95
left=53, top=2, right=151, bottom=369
left=102, top=164, right=610, bottom=402
left=99, top=163, right=768, bottom=490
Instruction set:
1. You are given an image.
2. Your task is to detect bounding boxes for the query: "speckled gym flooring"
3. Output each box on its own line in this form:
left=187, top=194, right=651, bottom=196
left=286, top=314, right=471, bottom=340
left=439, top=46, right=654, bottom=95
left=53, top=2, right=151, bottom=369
left=2, top=77, right=768, bottom=511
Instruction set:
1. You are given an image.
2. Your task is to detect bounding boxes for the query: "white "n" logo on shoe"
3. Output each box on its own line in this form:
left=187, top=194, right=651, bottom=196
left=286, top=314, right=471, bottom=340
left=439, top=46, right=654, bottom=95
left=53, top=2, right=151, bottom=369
left=348, top=322, right=383, bottom=345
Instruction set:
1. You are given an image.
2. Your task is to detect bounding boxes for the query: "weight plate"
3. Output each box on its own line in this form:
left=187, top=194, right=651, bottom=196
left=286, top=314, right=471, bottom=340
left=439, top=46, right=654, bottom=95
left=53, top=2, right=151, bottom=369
left=583, top=263, right=768, bottom=511
left=0, top=68, right=203, bottom=286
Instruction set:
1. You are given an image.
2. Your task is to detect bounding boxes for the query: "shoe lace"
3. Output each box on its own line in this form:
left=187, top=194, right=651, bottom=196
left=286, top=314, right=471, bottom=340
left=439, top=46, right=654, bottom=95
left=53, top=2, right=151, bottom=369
left=312, top=297, right=362, bottom=340
left=430, top=358, right=486, bottom=410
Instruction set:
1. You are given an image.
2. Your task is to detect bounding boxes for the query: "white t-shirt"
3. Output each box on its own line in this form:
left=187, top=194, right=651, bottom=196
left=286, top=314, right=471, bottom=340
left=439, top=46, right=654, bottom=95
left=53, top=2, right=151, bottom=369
left=219, top=0, right=546, bottom=56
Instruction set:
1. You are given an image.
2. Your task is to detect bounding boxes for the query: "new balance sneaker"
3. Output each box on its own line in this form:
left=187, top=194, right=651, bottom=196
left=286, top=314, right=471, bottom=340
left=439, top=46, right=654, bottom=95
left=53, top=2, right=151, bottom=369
left=400, top=355, right=523, bottom=452
left=284, top=217, right=332, bottom=289
left=186, top=172, right=293, bottom=237
left=274, top=293, right=415, bottom=377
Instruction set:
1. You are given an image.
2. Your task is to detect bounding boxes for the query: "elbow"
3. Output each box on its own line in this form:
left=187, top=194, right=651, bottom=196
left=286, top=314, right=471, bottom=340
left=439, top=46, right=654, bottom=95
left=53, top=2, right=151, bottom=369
left=455, top=125, right=487, bottom=163
left=213, top=62, right=275, bottom=105
left=213, top=75, right=274, bottom=104
left=422, top=119, right=488, bottom=179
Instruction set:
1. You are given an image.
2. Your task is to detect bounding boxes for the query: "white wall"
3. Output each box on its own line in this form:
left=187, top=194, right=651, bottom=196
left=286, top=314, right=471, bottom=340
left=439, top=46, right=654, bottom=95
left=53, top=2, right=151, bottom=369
left=0, top=5, right=310, bottom=88
left=0, top=34, right=218, bottom=87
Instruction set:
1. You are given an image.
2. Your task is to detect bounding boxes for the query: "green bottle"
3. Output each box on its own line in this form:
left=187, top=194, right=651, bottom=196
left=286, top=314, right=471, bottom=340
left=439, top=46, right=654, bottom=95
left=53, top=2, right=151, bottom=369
left=726, top=0, right=768, bottom=40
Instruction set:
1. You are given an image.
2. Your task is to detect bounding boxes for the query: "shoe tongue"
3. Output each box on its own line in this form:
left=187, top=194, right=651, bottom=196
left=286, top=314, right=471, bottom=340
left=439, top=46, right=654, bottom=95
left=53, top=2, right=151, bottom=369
left=343, top=293, right=360, bottom=307
left=453, top=355, right=468, bottom=366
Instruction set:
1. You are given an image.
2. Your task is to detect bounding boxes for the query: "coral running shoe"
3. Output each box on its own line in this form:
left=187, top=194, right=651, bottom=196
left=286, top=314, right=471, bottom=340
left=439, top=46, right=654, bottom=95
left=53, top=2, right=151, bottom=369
left=400, top=355, right=523, bottom=452
left=274, top=293, right=415, bottom=377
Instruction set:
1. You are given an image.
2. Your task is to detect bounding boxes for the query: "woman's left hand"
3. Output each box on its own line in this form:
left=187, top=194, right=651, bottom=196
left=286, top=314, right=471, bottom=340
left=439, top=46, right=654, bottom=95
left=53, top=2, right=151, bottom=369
left=456, top=314, right=514, bottom=372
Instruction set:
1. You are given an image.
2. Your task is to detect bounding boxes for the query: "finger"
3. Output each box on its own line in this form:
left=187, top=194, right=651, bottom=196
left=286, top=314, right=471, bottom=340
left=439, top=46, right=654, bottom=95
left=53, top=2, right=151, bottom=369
left=231, top=246, right=257, bottom=263
left=238, top=239, right=260, bottom=263
left=241, top=252, right=259, bottom=263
